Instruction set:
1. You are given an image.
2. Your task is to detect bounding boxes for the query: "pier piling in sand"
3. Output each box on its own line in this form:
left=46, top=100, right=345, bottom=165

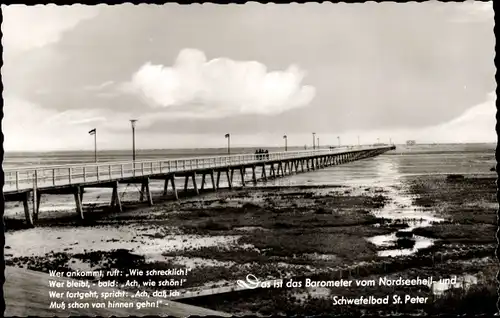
left=74, top=186, right=84, bottom=220
left=192, top=172, right=199, bottom=195
left=227, top=169, right=233, bottom=189
left=210, top=170, right=217, bottom=191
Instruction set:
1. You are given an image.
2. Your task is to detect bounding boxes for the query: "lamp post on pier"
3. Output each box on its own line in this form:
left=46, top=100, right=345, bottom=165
left=283, top=134, right=288, bottom=152
left=225, top=133, right=231, bottom=155
left=312, top=132, right=316, bottom=150
left=317, top=137, right=319, bottom=149
left=130, top=119, right=137, bottom=161
left=89, top=128, right=97, bottom=162
left=337, top=136, right=341, bottom=147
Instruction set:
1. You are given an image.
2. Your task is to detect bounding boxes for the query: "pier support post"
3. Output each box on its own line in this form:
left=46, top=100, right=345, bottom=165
left=270, top=164, right=275, bottom=178
left=216, top=171, right=221, bottom=189
left=226, top=169, right=233, bottom=189
left=192, top=173, right=199, bottom=195
left=210, top=170, right=217, bottom=191
left=163, top=174, right=178, bottom=200
left=261, top=164, right=267, bottom=181
left=201, top=173, right=206, bottom=191
left=163, top=178, right=169, bottom=196
left=32, top=183, right=39, bottom=223
left=74, top=186, right=84, bottom=220
left=140, top=182, right=145, bottom=202
left=301, top=160, right=305, bottom=172
left=34, top=192, right=41, bottom=222
left=144, top=179, right=153, bottom=206
left=110, top=181, right=122, bottom=212
left=251, top=166, right=257, bottom=184
left=171, top=175, right=178, bottom=200
left=240, top=167, right=246, bottom=187
left=23, top=192, right=34, bottom=227
left=184, top=175, right=189, bottom=193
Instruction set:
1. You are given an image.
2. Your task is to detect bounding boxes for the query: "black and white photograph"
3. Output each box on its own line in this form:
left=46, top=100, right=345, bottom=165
left=1, top=1, right=497, bottom=316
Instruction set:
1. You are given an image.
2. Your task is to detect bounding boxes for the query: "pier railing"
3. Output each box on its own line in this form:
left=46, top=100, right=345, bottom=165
left=3, top=146, right=388, bottom=192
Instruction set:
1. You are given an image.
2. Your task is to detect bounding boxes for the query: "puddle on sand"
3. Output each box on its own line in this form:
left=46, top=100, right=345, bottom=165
left=233, top=226, right=271, bottom=232
left=162, top=256, right=236, bottom=268
left=336, top=160, right=446, bottom=257
left=366, top=182, right=444, bottom=257
left=294, top=287, right=331, bottom=303
left=303, top=253, right=338, bottom=261
left=67, top=257, right=98, bottom=272
left=5, top=225, right=242, bottom=263
left=367, top=190, right=444, bottom=257
left=367, top=234, right=436, bottom=257
left=432, top=274, right=478, bottom=296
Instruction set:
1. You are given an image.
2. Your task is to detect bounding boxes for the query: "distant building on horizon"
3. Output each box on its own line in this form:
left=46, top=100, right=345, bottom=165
left=406, top=140, right=416, bottom=146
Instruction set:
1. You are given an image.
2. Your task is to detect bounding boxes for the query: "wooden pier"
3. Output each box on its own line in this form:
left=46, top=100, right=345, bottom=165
left=3, top=146, right=395, bottom=226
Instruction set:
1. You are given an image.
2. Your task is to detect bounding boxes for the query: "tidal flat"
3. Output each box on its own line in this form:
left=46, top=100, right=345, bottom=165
left=4, top=174, right=497, bottom=315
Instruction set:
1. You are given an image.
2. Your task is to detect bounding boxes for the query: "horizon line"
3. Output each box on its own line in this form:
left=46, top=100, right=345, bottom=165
left=3, top=141, right=496, bottom=153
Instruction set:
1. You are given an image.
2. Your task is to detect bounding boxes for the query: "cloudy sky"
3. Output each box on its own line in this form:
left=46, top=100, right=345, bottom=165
left=2, top=2, right=495, bottom=151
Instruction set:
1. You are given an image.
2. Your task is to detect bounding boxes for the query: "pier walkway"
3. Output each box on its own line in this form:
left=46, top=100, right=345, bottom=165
left=3, top=145, right=395, bottom=226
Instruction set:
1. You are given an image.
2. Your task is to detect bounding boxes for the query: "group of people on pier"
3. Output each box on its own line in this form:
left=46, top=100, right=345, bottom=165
left=255, top=149, right=269, bottom=160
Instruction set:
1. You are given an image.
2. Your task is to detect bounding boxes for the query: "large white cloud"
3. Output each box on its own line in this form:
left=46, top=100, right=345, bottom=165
left=127, top=48, right=316, bottom=118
